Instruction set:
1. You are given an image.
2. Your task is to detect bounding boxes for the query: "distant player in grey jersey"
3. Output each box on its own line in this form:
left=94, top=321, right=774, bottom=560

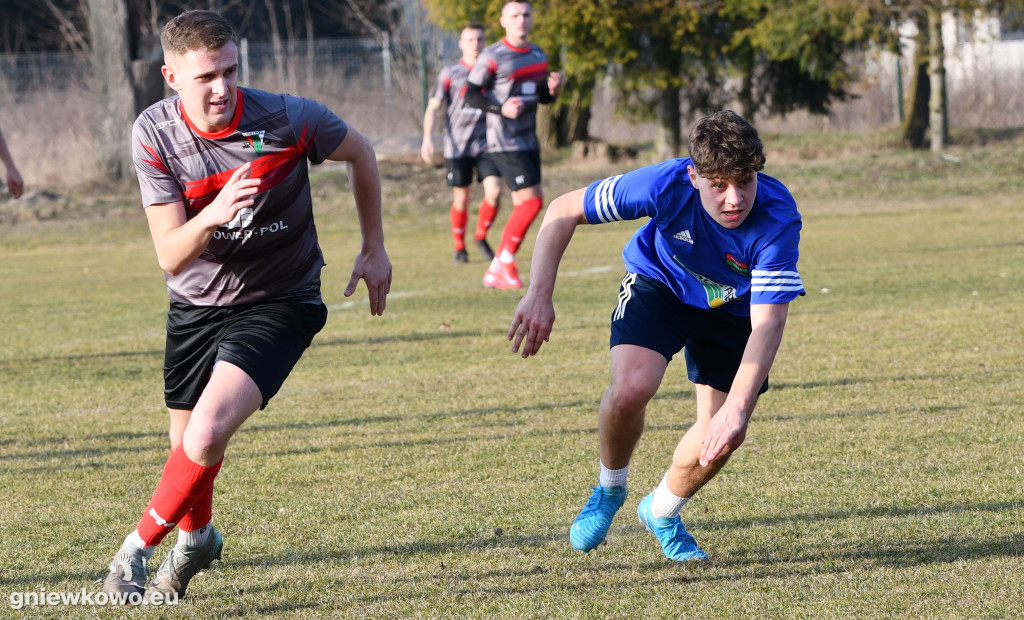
left=100, top=9, right=391, bottom=604
left=421, top=23, right=502, bottom=264
left=465, top=0, right=562, bottom=289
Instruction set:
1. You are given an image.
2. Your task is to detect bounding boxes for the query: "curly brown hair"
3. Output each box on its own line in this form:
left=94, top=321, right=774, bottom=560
left=688, top=110, right=766, bottom=180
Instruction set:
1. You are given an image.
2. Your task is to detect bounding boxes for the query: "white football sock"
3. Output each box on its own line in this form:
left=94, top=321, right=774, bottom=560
left=650, top=475, right=689, bottom=518
left=599, top=462, right=629, bottom=488
left=177, top=522, right=212, bottom=548
left=498, top=248, right=515, bottom=264
left=126, top=531, right=156, bottom=560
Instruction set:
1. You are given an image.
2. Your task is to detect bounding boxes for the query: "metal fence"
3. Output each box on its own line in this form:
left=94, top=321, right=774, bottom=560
left=1, top=34, right=1022, bottom=186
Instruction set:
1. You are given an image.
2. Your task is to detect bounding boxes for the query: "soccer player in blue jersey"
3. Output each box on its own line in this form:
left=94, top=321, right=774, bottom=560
left=508, top=110, right=804, bottom=561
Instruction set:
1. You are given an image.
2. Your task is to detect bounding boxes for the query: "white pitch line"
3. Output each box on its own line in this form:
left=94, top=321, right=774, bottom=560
left=326, top=264, right=618, bottom=311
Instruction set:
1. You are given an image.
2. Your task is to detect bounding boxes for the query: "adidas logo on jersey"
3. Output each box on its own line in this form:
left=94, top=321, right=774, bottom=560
left=673, top=229, right=693, bottom=244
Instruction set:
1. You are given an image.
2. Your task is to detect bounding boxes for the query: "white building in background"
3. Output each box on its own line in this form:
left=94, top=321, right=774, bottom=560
left=900, top=11, right=1024, bottom=128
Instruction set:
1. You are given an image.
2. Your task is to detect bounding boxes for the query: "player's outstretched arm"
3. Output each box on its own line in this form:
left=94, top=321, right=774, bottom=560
left=328, top=127, right=392, bottom=316
left=509, top=188, right=589, bottom=358
left=699, top=302, right=790, bottom=466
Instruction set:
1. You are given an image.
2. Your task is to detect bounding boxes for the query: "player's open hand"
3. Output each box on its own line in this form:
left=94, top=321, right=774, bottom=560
left=508, top=289, right=554, bottom=358
left=206, top=162, right=261, bottom=228
left=699, top=402, right=749, bottom=467
left=345, top=245, right=392, bottom=316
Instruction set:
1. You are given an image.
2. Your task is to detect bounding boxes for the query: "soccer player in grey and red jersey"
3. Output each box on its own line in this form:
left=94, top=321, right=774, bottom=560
left=465, top=0, right=562, bottom=289
left=100, top=9, right=391, bottom=603
left=421, top=24, right=502, bottom=264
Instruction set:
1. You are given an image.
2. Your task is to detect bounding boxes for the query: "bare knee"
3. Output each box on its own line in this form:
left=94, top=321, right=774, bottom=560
left=181, top=423, right=229, bottom=464
left=604, top=378, right=657, bottom=417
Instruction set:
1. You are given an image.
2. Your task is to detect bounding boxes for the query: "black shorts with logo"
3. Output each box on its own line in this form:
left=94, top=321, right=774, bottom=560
left=490, top=149, right=541, bottom=191
left=163, top=300, right=328, bottom=410
left=446, top=153, right=501, bottom=188
left=609, top=272, right=768, bottom=394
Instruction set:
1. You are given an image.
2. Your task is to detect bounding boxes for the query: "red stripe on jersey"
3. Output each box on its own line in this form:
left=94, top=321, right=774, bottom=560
left=182, top=123, right=314, bottom=212
left=460, top=58, right=474, bottom=70
left=140, top=143, right=170, bottom=174
left=485, top=57, right=498, bottom=73
left=510, top=62, right=548, bottom=82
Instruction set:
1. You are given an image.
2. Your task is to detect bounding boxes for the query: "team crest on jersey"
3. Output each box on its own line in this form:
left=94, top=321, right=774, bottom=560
left=674, top=255, right=738, bottom=308
left=242, top=130, right=267, bottom=155
left=725, top=253, right=750, bottom=276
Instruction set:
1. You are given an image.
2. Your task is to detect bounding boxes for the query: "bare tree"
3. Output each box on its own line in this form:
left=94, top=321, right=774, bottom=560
left=40, top=0, right=91, bottom=54
left=87, top=0, right=163, bottom=181
left=927, top=5, right=948, bottom=151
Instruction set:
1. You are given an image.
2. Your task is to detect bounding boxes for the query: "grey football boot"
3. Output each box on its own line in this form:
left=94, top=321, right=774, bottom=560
left=101, top=542, right=148, bottom=602
left=144, top=526, right=223, bottom=602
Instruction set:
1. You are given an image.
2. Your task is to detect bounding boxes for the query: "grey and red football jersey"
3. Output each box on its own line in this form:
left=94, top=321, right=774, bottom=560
left=429, top=59, right=487, bottom=159
left=132, top=87, right=348, bottom=306
left=467, top=38, right=549, bottom=153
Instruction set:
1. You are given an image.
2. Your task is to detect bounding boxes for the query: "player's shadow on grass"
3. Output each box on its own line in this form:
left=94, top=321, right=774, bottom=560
left=703, top=499, right=1022, bottom=534
left=235, top=418, right=602, bottom=460
left=199, top=510, right=1024, bottom=604
left=242, top=397, right=597, bottom=431
left=697, top=529, right=1024, bottom=583
left=312, top=328, right=503, bottom=349
left=310, top=320, right=599, bottom=349
left=0, top=348, right=163, bottom=369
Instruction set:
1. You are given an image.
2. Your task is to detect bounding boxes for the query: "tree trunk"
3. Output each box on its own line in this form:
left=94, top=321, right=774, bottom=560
left=87, top=0, right=139, bottom=181
left=737, top=47, right=756, bottom=121
left=551, top=79, right=591, bottom=147
left=902, top=15, right=930, bottom=149
left=654, top=86, right=680, bottom=159
left=264, top=0, right=287, bottom=87
left=927, top=6, right=948, bottom=152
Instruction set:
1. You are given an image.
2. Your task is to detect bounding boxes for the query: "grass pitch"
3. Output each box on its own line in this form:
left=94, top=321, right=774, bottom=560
left=1, top=129, right=1022, bottom=618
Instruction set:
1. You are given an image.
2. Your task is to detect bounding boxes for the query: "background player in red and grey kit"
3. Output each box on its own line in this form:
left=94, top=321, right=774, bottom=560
left=465, top=0, right=562, bottom=289
left=100, top=9, right=391, bottom=603
left=421, top=23, right=502, bottom=264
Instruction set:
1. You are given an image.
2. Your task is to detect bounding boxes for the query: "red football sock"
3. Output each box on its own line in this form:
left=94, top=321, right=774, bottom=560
left=474, top=199, right=498, bottom=241
left=135, top=446, right=222, bottom=546
left=451, top=205, right=468, bottom=251
left=177, top=482, right=214, bottom=532
left=499, top=196, right=543, bottom=257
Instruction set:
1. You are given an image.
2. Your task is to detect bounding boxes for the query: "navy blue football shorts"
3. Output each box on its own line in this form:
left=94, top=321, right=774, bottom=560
left=446, top=153, right=501, bottom=188
left=163, top=300, right=328, bottom=410
left=490, top=149, right=541, bottom=191
left=609, top=272, right=768, bottom=395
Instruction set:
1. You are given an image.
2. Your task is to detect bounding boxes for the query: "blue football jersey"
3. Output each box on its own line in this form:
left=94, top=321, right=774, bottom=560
left=583, top=158, right=804, bottom=317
